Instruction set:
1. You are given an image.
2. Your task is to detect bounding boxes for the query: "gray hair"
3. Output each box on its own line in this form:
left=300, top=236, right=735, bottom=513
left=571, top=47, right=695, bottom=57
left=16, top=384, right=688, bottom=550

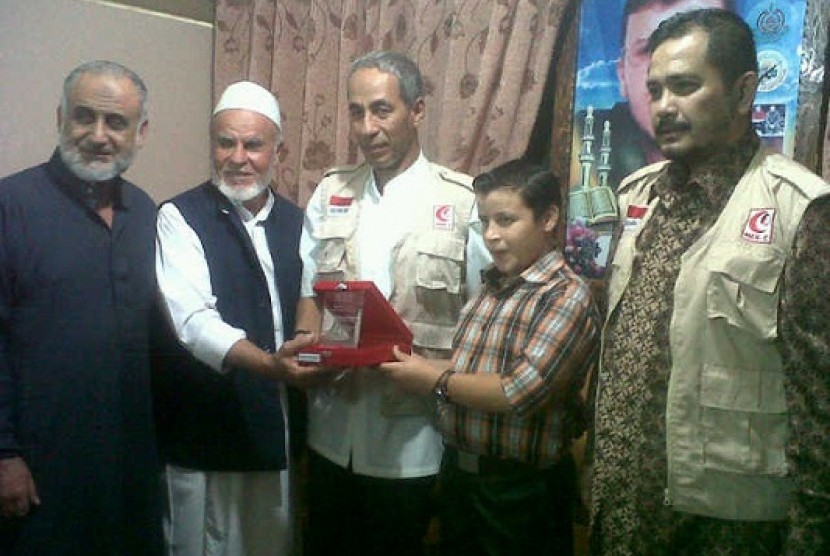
left=61, top=60, right=148, bottom=124
left=349, top=50, right=423, bottom=107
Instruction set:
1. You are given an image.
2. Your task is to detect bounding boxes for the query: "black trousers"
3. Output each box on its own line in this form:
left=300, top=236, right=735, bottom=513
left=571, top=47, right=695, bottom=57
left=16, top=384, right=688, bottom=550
left=304, top=449, right=436, bottom=556
left=438, top=448, right=577, bottom=556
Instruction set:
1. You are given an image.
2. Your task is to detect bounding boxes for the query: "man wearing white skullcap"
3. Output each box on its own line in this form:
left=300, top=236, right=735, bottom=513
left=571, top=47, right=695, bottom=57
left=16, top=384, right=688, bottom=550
left=154, top=81, right=323, bottom=556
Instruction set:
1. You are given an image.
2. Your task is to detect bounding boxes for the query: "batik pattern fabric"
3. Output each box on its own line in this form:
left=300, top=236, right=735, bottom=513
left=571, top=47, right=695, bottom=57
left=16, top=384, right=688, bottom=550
left=780, top=196, right=830, bottom=555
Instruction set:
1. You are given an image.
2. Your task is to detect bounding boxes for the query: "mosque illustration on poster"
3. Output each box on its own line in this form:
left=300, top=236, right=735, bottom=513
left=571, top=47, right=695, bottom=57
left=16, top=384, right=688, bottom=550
left=565, top=105, right=618, bottom=279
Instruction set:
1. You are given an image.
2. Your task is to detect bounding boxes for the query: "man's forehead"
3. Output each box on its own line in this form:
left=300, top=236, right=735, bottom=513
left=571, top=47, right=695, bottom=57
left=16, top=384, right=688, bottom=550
left=648, top=30, right=710, bottom=73
left=67, top=74, right=140, bottom=113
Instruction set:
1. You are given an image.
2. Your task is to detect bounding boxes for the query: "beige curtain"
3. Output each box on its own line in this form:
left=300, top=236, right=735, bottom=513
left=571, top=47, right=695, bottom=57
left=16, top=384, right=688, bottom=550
left=214, top=0, right=571, bottom=206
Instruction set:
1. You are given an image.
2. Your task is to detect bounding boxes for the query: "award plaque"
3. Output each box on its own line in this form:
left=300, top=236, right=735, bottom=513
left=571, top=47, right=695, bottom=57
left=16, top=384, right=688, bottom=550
left=297, top=281, right=413, bottom=367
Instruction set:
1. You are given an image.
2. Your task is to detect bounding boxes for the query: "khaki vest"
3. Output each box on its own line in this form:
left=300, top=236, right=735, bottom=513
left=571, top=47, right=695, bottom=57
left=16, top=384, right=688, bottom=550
left=312, top=162, right=475, bottom=356
left=604, top=149, right=830, bottom=520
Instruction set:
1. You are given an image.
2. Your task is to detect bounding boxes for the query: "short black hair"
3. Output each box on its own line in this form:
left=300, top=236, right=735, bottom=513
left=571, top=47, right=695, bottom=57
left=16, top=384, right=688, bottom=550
left=473, top=158, right=562, bottom=220
left=647, top=8, right=758, bottom=87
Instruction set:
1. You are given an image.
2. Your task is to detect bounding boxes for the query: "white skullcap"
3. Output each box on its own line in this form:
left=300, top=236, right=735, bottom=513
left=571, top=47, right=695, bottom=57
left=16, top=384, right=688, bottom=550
left=213, top=81, right=281, bottom=129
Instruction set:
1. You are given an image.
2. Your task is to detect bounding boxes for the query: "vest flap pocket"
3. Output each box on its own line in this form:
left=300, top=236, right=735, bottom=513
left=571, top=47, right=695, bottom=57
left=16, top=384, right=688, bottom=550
left=700, top=364, right=788, bottom=475
left=706, top=243, right=785, bottom=339
left=315, top=239, right=346, bottom=274
left=416, top=234, right=465, bottom=261
left=706, top=242, right=785, bottom=293
left=415, top=234, right=465, bottom=293
left=700, top=363, right=786, bottom=413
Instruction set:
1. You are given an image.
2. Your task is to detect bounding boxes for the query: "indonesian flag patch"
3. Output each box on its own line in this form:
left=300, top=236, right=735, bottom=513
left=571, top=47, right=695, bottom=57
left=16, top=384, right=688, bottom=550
left=433, top=205, right=455, bottom=231
left=623, top=204, right=649, bottom=232
left=741, top=208, right=775, bottom=244
left=328, top=195, right=353, bottom=216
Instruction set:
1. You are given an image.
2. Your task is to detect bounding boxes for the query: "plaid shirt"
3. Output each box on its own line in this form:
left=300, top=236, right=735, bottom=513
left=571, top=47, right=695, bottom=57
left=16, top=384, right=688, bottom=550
left=442, top=250, right=599, bottom=466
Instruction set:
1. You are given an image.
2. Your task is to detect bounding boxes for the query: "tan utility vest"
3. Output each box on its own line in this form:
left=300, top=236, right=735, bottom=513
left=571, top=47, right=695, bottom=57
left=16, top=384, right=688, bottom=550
left=312, top=162, right=475, bottom=356
left=605, top=148, right=830, bottom=520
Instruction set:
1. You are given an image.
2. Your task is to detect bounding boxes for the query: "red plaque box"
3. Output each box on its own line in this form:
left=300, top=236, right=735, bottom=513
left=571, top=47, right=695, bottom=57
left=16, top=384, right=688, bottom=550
left=297, top=281, right=413, bottom=367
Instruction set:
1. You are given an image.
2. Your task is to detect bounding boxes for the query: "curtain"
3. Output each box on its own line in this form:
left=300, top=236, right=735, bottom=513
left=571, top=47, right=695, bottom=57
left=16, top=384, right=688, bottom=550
left=794, top=0, right=829, bottom=179
left=214, top=0, right=571, bottom=205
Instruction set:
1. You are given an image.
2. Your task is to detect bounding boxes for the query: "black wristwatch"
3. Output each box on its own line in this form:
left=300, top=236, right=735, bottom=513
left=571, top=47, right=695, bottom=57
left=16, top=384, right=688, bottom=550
left=433, top=369, right=455, bottom=403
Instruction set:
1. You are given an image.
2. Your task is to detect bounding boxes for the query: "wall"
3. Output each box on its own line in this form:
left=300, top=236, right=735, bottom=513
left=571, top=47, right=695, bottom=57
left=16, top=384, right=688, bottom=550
left=0, top=0, right=213, bottom=202
left=106, top=0, right=213, bottom=23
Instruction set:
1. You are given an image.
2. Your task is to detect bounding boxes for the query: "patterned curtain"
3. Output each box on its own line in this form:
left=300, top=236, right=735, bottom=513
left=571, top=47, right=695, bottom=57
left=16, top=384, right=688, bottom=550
left=794, top=0, right=829, bottom=179
left=214, top=0, right=572, bottom=206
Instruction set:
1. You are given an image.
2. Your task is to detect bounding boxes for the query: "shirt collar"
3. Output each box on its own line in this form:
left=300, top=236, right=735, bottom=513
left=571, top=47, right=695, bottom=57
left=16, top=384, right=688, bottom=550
left=46, top=148, right=126, bottom=212
left=658, top=131, right=760, bottom=211
left=367, top=152, right=427, bottom=198
left=232, top=188, right=275, bottom=224
left=481, top=250, right=564, bottom=292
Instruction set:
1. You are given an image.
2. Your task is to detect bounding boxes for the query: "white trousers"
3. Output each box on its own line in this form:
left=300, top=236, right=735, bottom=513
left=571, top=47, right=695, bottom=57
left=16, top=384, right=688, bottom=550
left=164, top=465, right=295, bottom=556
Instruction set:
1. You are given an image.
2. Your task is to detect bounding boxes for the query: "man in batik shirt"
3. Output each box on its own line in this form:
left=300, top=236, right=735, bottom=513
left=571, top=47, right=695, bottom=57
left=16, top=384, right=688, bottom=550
left=590, top=9, right=830, bottom=555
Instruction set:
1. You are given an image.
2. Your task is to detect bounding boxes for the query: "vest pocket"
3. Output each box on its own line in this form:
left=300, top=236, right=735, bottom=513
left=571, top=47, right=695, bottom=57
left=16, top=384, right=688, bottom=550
left=408, top=234, right=466, bottom=334
left=705, top=243, right=785, bottom=340
left=415, top=234, right=465, bottom=294
left=699, top=363, right=788, bottom=475
left=314, top=238, right=346, bottom=282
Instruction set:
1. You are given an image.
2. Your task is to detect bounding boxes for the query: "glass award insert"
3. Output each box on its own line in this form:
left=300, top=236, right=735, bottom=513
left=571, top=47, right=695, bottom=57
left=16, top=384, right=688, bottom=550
left=319, top=288, right=364, bottom=348
left=298, top=281, right=413, bottom=367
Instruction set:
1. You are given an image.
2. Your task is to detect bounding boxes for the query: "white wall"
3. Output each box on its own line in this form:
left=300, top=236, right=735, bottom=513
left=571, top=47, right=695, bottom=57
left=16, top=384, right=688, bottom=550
left=0, top=0, right=213, bottom=202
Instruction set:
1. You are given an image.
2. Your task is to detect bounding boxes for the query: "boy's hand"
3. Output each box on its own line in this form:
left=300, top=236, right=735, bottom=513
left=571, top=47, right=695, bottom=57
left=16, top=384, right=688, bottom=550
left=378, top=346, right=444, bottom=395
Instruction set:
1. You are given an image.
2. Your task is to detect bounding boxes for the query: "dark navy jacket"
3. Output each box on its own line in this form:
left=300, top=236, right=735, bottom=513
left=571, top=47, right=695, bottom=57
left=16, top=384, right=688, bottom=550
left=153, top=182, right=303, bottom=471
left=0, top=150, right=163, bottom=555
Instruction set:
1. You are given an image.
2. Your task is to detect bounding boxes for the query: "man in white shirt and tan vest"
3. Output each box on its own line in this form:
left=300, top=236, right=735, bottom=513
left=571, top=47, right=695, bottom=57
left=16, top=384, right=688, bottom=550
left=295, top=50, right=490, bottom=556
left=589, top=9, right=830, bottom=555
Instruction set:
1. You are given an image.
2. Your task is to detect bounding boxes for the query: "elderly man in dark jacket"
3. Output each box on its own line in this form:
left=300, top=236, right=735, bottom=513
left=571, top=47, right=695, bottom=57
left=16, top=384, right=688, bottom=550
left=0, top=60, right=162, bottom=555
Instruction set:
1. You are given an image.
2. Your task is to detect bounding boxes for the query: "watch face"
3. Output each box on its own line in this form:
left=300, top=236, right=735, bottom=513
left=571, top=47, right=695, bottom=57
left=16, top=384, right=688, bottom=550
left=434, top=370, right=454, bottom=403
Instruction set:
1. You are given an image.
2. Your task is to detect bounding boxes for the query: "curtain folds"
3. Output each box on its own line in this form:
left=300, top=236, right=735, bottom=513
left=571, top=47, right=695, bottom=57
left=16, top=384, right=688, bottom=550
left=214, top=0, right=571, bottom=205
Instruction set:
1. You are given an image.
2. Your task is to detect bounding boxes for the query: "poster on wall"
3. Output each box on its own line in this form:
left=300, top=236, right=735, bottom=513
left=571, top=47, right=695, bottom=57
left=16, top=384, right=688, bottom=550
left=565, top=0, right=807, bottom=279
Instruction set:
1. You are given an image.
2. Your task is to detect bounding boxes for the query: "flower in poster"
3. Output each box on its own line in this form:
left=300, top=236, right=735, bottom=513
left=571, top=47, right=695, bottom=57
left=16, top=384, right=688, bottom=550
left=565, top=218, right=605, bottom=279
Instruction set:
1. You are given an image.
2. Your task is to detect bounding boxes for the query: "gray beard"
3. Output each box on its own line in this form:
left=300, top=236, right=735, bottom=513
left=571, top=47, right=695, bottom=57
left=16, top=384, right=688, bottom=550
left=58, top=137, right=133, bottom=182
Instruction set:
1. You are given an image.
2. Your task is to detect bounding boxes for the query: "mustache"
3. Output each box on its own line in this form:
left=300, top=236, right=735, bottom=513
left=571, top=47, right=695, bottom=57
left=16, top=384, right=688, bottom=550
left=80, top=144, right=114, bottom=156
left=654, top=118, right=692, bottom=133
left=655, top=118, right=691, bottom=134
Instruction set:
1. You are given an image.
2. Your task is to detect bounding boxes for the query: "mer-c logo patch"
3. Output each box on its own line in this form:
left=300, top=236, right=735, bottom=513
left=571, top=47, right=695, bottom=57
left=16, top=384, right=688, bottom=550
left=742, top=208, right=775, bottom=244
left=433, top=205, right=455, bottom=231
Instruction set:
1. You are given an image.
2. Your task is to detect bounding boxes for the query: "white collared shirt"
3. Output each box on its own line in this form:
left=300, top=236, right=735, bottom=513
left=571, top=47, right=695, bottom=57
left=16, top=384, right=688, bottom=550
left=156, top=189, right=284, bottom=371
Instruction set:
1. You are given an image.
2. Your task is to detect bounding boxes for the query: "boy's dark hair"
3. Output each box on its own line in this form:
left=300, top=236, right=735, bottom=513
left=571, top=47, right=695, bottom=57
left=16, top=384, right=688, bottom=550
left=647, top=8, right=758, bottom=87
left=473, top=158, right=562, bottom=220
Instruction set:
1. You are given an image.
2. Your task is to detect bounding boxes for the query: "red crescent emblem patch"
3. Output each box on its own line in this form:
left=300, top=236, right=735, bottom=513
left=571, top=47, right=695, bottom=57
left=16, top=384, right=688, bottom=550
left=742, top=208, right=775, bottom=244
left=433, top=205, right=455, bottom=231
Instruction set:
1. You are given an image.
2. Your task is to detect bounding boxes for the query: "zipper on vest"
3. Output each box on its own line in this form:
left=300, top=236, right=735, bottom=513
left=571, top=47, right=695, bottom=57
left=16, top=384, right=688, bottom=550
left=663, top=488, right=672, bottom=507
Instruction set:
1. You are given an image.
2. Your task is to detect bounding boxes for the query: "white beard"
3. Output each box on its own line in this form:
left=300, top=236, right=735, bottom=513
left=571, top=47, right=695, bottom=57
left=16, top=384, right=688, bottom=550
left=212, top=169, right=271, bottom=204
